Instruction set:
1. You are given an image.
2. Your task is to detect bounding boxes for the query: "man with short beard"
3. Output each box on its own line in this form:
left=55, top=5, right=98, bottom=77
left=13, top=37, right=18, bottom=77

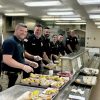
left=1, top=23, right=38, bottom=89
left=41, top=27, right=52, bottom=64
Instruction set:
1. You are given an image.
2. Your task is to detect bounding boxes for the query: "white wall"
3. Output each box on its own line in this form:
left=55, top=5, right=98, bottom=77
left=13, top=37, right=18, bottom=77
left=0, top=15, right=3, bottom=34
left=86, top=20, right=100, bottom=48
left=24, top=17, right=36, bottom=30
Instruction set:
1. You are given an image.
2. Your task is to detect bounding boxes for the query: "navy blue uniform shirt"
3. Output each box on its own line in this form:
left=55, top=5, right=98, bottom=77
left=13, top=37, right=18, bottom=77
left=2, top=35, right=25, bottom=72
left=66, top=36, right=79, bottom=52
left=50, top=41, right=59, bottom=56
left=24, top=34, right=44, bottom=57
left=57, top=41, right=65, bottom=56
left=41, top=35, right=51, bottom=59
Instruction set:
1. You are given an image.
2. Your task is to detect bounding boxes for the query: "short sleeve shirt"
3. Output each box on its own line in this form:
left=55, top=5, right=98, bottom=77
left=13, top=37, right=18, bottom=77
left=66, top=36, right=79, bottom=51
left=50, top=41, right=59, bottom=56
left=2, top=35, right=25, bottom=72
left=24, top=34, right=44, bottom=57
left=41, top=36, right=51, bottom=58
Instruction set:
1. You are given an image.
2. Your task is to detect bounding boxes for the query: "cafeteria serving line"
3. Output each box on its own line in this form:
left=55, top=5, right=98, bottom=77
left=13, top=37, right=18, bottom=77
left=0, top=0, right=100, bottom=100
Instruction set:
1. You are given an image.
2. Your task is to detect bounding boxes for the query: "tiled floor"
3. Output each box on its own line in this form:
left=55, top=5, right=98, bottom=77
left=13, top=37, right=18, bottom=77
left=0, top=73, right=23, bottom=91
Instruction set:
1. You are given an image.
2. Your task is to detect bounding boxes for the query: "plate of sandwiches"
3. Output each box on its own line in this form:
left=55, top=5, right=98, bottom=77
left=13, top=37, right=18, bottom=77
left=80, top=68, right=99, bottom=75
left=75, top=75, right=97, bottom=86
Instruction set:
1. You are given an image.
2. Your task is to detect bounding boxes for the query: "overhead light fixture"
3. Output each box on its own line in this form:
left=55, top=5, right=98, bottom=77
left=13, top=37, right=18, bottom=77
left=95, top=22, right=100, bottom=25
left=0, top=5, right=2, bottom=8
left=88, top=9, right=100, bottom=13
left=41, top=17, right=59, bottom=21
left=59, top=18, right=81, bottom=20
left=24, top=1, right=61, bottom=7
left=77, top=0, right=100, bottom=5
left=47, top=8, right=73, bottom=11
left=56, top=20, right=85, bottom=23
left=97, top=26, right=100, bottom=28
left=41, top=15, right=80, bottom=18
left=47, top=12, right=74, bottom=15
left=5, top=9, right=25, bottom=12
left=89, top=15, right=100, bottom=19
left=4, top=13, right=29, bottom=16
left=59, top=15, right=80, bottom=17
left=55, top=22, right=86, bottom=25
left=41, top=17, right=81, bottom=21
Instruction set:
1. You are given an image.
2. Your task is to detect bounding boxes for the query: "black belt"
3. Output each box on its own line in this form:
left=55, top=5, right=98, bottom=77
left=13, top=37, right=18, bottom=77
left=2, top=71, right=20, bottom=75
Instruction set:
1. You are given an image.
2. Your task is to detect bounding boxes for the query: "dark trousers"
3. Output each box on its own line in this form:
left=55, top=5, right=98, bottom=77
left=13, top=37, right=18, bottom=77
left=23, top=61, right=41, bottom=78
left=7, top=72, right=18, bottom=88
left=0, top=85, right=2, bottom=92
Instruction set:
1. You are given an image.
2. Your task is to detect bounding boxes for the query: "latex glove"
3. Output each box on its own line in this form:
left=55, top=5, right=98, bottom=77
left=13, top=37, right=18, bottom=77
left=23, top=65, right=34, bottom=73
left=50, top=60, right=53, bottom=64
left=34, top=56, right=42, bottom=61
left=30, top=62, right=39, bottom=68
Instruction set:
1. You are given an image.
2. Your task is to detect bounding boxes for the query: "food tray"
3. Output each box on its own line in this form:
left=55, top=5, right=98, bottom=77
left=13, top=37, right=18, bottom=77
left=65, top=84, right=92, bottom=100
left=80, top=68, right=99, bottom=76
left=74, top=75, right=97, bottom=86
left=57, top=71, right=73, bottom=79
left=16, top=88, right=58, bottom=100
left=20, top=81, right=68, bottom=91
left=20, top=74, right=69, bottom=90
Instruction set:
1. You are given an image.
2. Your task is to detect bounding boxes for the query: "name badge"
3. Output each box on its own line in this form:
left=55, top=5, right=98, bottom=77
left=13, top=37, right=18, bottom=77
left=32, top=43, right=36, bottom=45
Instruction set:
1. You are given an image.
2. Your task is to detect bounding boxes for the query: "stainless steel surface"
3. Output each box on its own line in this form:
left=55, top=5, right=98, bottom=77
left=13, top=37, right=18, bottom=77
left=60, top=49, right=85, bottom=60
left=63, top=85, right=91, bottom=100
left=0, top=68, right=81, bottom=100
left=54, top=69, right=81, bottom=100
left=60, top=49, right=85, bottom=73
left=0, top=85, right=45, bottom=100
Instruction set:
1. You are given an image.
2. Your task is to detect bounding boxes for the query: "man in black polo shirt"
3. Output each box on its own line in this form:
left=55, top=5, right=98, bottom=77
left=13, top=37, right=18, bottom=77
left=24, top=24, right=44, bottom=74
left=57, top=34, right=65, bottom=56
left=1, top=23, right=38, bottom=89
left=41, top=27, right=51, bottom=64
left=50, top=35, right=59, bottom=61
left=0, top=41, right=2, bottom=75
left=65, top=30, right=79, bottom=54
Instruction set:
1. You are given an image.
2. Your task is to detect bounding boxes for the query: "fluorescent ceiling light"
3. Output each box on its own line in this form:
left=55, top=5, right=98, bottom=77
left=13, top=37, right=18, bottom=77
left=97, top=26, right=100, bottom=28
left=47, top=8, right=73, bottom=11
left=59, top=15, right=80, bottom=17
left=56, top=20, right=85, bottom=23
left=55, top=22, right=86, bottom=25
left=47, top=12, right=74, bottom=15
left=0, top=5, right=2, bottom=8
left=42, top=18, right=59, bottom=21
left=41, top=17, right=81, bottom=21
left=77, top=0, right=100, bottom=5
left=5, top=9, right=25, bottom=12
left=88, top=9, right=100, bottom=13
left=41, top=15, right=80, bottom=18
left=89, top=15, right=100, bottom=19
left=4, top=13, right=29, bottom=16
left=59, top=18, right=81, bottom=20
left=24, top=1, right=61, bottom=7
left=95, top=22, right=100, bottom=25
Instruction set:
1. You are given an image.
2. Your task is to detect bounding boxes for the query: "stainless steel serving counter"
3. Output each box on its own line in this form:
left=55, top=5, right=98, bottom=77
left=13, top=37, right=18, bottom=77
left=0, top=67, right=93, bottom=100
left=60, top=48, right=85, bottom=59
left=0, top=85, right=45, bottom=100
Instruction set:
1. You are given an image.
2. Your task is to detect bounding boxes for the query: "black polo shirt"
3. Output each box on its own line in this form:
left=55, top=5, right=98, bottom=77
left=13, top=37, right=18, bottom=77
left=2, top=35, right=25, bottom=72
left=50, top=41, right=59, bottom=56
left=41, top=36, right=51, bottom=58
left=66, top=36, right=79, bottom=52
left=24, top=34, right=44, bottom=57
left=0, top=49, right=2, bottom=73
left=57, top=41, right=65, bottom=56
